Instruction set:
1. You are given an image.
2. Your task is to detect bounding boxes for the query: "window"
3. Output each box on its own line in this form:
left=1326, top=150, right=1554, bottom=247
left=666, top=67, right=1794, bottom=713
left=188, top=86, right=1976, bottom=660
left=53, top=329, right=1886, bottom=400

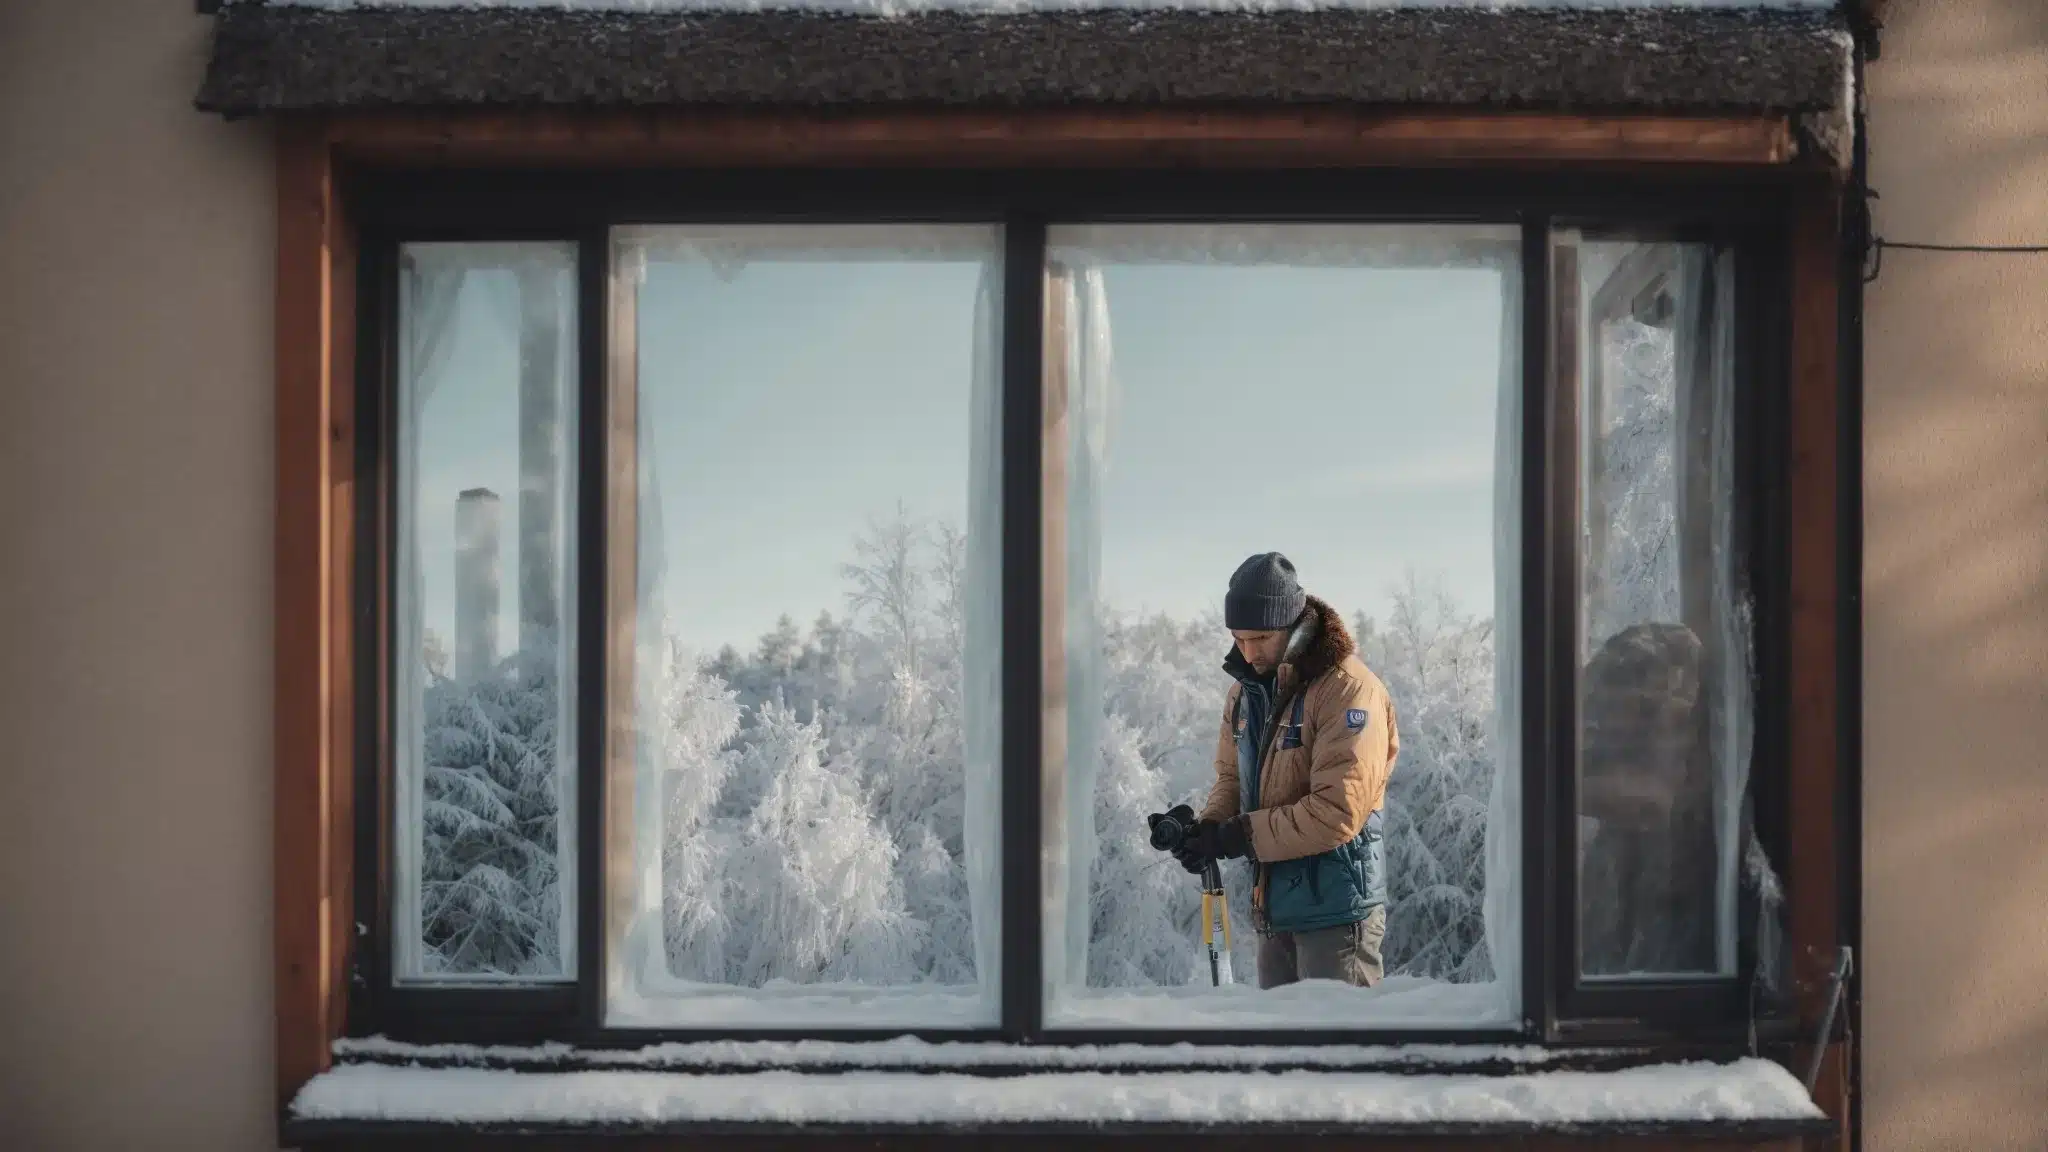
left=356, top=172, right=1792, bottom=1047
left=1039, top=225, right=1522, bottom=1029
left=392, top=242, right=580, bottom=986
left=1549, top=229, right=1786, bottom=1024
left=602, top=225, right=1005, bottom=1028
left=1563, top=235, right=1756, bottom=983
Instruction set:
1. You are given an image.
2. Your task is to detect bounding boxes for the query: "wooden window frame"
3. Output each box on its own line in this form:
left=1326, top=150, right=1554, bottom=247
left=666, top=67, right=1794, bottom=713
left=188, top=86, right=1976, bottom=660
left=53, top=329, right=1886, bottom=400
left=275, top=108, right=1851, bottom=1145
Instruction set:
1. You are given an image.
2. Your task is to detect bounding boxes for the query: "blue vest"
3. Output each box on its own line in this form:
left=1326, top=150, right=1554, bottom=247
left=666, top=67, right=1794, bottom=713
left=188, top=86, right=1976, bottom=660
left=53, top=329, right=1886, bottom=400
left=1235, top=681, right=1386, bottom=934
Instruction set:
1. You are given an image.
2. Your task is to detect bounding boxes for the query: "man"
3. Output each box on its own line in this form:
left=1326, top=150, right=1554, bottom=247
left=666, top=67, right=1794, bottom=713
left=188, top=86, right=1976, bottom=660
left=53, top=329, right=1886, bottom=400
left=1154, top=552, right=1400, bottom=989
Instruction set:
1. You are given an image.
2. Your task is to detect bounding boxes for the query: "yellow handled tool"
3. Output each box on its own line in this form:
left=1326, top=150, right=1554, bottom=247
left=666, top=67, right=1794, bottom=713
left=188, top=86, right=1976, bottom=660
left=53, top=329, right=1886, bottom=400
left=1199, top=859, right=1234, bottom=987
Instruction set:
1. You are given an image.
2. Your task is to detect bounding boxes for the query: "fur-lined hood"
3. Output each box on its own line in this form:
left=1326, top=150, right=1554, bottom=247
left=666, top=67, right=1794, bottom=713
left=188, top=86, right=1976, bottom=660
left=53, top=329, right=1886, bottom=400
left=1220, top=594, right=1356, bottom=691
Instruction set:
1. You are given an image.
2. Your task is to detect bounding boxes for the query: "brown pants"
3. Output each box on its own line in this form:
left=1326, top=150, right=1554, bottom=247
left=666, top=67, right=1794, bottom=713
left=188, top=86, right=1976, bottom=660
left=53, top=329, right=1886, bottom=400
left=1257, top=904, right=1388, bottom=989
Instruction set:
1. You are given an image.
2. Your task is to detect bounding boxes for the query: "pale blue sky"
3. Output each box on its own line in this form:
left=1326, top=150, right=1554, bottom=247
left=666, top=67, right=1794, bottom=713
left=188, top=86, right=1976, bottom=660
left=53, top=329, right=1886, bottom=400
left=407, top=233, right=1515, bottom=657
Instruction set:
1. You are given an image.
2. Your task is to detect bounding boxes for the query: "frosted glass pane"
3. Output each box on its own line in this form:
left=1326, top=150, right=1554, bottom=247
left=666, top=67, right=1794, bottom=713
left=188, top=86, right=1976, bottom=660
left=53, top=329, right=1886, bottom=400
left=1568, top=236, right=1757, bottom=980
left=1041, top=224, right=1521, bottom=1029
left=393, top=242, right=579, bottom=984
left=605, top=225, right=1003, bottom=1029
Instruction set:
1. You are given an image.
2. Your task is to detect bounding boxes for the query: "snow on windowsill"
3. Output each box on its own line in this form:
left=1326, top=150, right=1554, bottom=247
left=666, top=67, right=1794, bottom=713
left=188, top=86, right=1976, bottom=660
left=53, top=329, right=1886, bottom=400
left=291, top=1059, right=1826, bottom=1130
left=335, top=1033, right=1622, bottom=1072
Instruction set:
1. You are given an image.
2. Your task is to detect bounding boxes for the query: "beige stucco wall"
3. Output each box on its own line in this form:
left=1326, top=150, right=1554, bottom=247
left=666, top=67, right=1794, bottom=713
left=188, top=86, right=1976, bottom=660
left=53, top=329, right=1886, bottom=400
left=1863, top=0, right=2048, bottom=1149
left=0, top=0, right=276, bottom=1149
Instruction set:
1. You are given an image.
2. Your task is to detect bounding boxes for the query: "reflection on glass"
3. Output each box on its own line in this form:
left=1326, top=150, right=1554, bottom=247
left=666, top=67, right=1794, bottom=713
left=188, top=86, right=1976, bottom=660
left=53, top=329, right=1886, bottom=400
left=1567, top=236, right=1755, bottom=979
left=1040, top=224, right=1522, bottom=1028
left=604, top=225, right=1003, bottom=1028
left=394, top=242, right=579, bottom=983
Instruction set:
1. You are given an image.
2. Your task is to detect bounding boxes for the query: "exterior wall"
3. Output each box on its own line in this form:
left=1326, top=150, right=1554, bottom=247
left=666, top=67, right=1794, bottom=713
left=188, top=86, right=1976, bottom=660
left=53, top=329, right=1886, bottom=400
left=1862, top=1, right=2048, bottom=1149
left=0, top=1, right=275, bottom=1150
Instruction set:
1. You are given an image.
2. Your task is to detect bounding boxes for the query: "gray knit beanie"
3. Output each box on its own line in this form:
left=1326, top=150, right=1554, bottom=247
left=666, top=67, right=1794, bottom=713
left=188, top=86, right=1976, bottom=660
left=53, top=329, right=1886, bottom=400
left=1224, top=552, right=1307, bottom=631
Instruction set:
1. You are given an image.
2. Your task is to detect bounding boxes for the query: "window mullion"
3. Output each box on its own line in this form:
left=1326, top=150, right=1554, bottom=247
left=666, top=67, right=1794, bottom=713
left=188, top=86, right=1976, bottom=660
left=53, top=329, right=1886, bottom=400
left=1000, top=215, right=1048, bottom=1043
left=352, top=233, right=397, bottom=1039
left=575, top=223, right=611, bottom=1038
left=1547, top=228, right=1586, bottom=1021
left=1519, top=213, right=1560, bottom=1041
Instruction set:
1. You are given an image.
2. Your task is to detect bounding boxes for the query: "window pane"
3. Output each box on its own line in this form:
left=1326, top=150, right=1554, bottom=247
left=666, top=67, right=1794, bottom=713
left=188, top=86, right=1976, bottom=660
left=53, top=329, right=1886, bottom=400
left=1041, top=225, right=1522, bottom=1028
left=604, top=225, right=1003, bottom=1028
left=1567, top=236, right=1755, bottom=980
left=394, top=242, right=579, bottom=984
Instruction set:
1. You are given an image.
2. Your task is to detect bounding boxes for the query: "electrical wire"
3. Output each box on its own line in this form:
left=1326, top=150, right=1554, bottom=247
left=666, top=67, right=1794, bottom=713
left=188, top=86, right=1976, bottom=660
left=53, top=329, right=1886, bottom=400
left=1877, top=240, right=2048, bottom=254
left=1864, top=237, right=2048, bottom=282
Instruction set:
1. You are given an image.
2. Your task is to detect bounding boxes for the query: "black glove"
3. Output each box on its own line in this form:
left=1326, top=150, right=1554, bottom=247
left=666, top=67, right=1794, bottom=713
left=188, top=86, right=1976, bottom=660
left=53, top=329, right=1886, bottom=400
left=1191, top=816, right=1253, bottom=863
left=1171, top=816, right=1252, bottom=874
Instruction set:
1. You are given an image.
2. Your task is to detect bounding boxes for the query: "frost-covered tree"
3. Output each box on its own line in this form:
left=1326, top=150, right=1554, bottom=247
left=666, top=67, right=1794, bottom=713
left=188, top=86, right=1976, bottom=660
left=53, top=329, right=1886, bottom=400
left=719, top=700, right=925, bottom=985
left=417, top=637, right=566, bottom=977
left=835, top=509, right=976, bottom=981
left=646, top=508, right=980, bottom=989
left=1078, top=610, right=1255, bottom=985
left=1588, top=316, right=1679, bottom=648
left=1359, top=575, right=1497, bottom=982
left=645, top=634, right=743, bottom=982
left=1085, top=714, right=1208, bottom=987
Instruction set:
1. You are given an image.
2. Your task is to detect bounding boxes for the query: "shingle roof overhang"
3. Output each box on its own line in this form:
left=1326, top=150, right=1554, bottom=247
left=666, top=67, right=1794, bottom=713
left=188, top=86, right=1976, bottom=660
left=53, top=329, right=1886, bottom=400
left=198, top=5, right=1852, bottom=134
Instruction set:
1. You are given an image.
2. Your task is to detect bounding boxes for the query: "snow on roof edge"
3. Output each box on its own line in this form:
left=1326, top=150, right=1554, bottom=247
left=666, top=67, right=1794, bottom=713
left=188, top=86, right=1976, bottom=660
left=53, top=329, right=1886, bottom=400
left=240, top=1, right=1842, bottom=12
left=291, top=1059, right=1829, bottom=1127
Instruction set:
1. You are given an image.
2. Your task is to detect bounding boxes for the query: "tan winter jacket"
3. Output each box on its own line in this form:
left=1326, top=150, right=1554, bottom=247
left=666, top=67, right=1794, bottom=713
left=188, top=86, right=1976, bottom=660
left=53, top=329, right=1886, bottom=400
left=1199, top=596, right=1400, bottom=867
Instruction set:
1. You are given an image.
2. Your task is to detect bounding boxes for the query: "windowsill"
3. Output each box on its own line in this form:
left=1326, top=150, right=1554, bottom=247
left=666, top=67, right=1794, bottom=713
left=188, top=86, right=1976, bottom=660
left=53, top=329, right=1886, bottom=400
left=287, top=1040, right=1830, bottom=1148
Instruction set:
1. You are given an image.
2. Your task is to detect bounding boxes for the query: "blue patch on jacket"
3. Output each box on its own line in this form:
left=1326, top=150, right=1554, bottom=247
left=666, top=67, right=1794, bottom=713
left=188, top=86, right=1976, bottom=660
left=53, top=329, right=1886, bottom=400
left=1345, top=708, right=1367, bottom=730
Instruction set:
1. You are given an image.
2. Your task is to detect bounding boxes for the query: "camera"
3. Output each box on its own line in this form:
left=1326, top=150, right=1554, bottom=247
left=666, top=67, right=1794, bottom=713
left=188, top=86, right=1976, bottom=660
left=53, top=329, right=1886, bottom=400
left=1148, top=805, right=1195, bottom=854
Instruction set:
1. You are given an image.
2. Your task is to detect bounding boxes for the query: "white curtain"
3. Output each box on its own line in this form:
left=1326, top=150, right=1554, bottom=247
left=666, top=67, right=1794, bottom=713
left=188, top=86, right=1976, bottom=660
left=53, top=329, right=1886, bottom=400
left=1691, top=248, right=1759, bottom=979
left=962, top=257, right=1006, bottom=1010
left=1483, top=255, right=1524, bottom=1020
left=1041, top=264, right=1116, bottom=993
left=617, top=239, right=677, bottom=1006
left=392, top=248, right=466, bottom=984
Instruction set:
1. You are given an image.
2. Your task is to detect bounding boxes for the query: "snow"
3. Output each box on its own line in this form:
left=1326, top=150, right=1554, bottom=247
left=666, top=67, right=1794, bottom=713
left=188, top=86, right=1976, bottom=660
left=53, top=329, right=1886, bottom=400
left=251, top=1, right=1841, bottom=13
left=606, top=981, right=995, bottom=1029
left=292, top=1059, right=1824, bottom=1127
left=1047, top=977, right=1512, bottom=1029
left=335, top=1033, right=1615, bottom=1070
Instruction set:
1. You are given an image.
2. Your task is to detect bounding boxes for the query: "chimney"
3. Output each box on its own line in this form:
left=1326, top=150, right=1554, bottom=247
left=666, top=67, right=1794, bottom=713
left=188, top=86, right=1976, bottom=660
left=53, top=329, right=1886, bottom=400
left=455, top=488, right=502, bottom=682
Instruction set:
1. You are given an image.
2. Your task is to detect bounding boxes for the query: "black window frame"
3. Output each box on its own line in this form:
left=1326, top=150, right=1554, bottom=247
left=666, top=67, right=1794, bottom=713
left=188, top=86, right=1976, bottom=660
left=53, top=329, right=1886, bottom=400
left=344, top=165, right=1798, bottom=1054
